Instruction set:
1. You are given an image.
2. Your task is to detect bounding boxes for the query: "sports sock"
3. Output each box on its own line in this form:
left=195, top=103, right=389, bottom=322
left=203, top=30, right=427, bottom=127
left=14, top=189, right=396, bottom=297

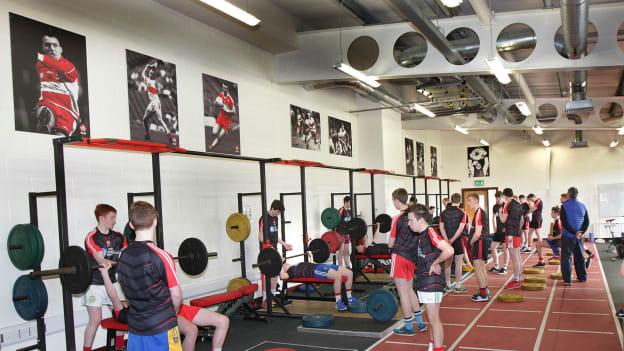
left=335, top=294, right=341, bottom=302
left=83, top=347, right=92, bottom=351
left=514, top=275, right=521, bottom=282
left=434, top=347, right=444, bottom=351
left=428, top=339, right=434, bottom=351
left=346, top=289, right=352, bottom=298
left=115, top=335, right=124, bottom=351
left=403, top=316, right=414, bottom=329
left=414, top=310, right=425, bottom=325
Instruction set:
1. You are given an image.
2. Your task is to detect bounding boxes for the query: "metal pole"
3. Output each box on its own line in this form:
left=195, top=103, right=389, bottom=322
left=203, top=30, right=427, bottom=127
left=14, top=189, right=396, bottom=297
left=53, top=139, right=75, bottom=351
left=259, top=161, right=271, bottom=316
left=438, top=179, right=443, bottom=215
left=370, top=173, right=376, bottom=222
left=349, top=170, right=355, bottom=215
left=237, top=193, right=247, bottom=278
left=28, top=192, right=49, bottom=351
left=412, top=177, right=416, bottom=201
left=300, top=166, right=309, bottom=263
left=152, top=153, right=164, bottom=249
left=424, top=179, right=429, bottom=207
left=279, top=193, right=287, bottom=258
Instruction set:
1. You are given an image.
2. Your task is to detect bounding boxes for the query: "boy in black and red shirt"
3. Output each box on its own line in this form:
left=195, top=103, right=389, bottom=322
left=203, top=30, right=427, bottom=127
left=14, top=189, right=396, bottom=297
left=533, top=206, right=563, bottom=267
left=500, top=188, right=524, bottom=289
left=466, top=194, right=490, bottom=302
left=337, top=196, right=353, bottom=268
left=490, top=191, right=509, bottom=274
left=407, top=204, right=454, bottom=351
left=527, top=194, right=544, bottom=250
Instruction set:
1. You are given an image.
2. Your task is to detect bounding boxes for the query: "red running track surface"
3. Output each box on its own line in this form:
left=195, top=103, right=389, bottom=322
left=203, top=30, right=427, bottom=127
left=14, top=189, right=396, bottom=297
left=368, top=244, right=623, bottom=351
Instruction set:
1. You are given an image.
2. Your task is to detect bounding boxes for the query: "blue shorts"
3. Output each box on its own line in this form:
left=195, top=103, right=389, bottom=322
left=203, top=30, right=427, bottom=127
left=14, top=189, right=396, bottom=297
left=128, top=327, right=182, bottom=351
left=313, top=264, right=339, bottom=280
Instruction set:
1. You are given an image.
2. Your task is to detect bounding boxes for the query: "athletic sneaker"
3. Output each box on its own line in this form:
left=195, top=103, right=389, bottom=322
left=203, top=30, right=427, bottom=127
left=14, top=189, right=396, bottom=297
left=489, top=266, right=500, bottom=273
left=506, top=281, right=522, bottom=289
left=496, top=267, right=508, bottom=275
left=521, top=247, right=532, bottom=253
left=617, top=308, right=624, bottom=319
left=336, top=300, right=348, bottom=311
left=393, top=325, right=415, bottom=336
left=416, top=322, right=427, bottom=332
left=471, top=293, right=489, bottom=302
left=562, top=281, right=572, bottom=286
left=347, top=296, right=360, bottom=305
left=444, top=285, right=454, bottom=293
left=533, top=262, right=546, bottom=268
left=454, top=285, right=468, bottom=293
left=585, top=249, right=594, bottom=258
left=585, top=257, right=592, bottom=269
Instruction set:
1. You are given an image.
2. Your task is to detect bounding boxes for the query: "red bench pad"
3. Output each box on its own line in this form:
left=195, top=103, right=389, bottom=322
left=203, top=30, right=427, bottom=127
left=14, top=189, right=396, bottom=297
left=286, top=277, right=347, bottom=284
left=354, top=254, right=391, bottom=259
left=101, top=318, right=129, bottom=331
left=190, top=290, right=244, bottom=307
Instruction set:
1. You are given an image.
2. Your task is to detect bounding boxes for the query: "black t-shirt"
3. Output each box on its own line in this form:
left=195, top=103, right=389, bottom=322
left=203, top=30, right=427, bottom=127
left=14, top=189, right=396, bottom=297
left=337, top=207, right=352, bottom=235
left=492, top=203, right=504, bottom=234
left=532, top=199, right=543, bottom=221
left=470, top=207, right=489, bottom=238
left=391, top=211, right=419, bottom=262
left=504, top=200, right=523, bottom=236
left=84, top=228, right=126, bottom=285
left=440, top=206, right=468, bottom=239
left=116, top=241, right=179, bottom=336
left=286, top=262, right=316, bottom=279
left=414, top=227, right=445, bottom=292
left=259, top=213, right=279, bottom=247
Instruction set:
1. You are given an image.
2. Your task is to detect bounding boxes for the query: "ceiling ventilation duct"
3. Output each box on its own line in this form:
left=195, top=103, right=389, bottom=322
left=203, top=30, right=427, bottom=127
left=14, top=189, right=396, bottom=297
left=571, top=129, right=589, bottom=148
left=305, top=81, right=412, bottom=113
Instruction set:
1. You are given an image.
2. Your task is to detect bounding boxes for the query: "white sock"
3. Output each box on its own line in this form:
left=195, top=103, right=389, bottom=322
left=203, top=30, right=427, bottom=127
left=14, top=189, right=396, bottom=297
left=335, top=294, right=341, bottom=302
left=346, top=290, right=352, bottom=298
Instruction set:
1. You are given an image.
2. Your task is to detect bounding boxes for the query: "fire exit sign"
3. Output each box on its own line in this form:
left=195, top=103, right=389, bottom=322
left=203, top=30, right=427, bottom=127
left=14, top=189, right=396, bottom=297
left=474, top=179, right=485, bottom=187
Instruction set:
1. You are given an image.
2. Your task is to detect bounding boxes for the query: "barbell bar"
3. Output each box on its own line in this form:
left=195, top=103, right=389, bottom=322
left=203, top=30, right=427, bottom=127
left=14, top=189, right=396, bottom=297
left=252, top=238, right=331, bottom=278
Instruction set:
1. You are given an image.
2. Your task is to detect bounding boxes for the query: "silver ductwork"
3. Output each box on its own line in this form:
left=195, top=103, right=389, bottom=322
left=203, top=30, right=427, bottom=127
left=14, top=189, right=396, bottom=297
left=305, top=81, right=412, bottom=113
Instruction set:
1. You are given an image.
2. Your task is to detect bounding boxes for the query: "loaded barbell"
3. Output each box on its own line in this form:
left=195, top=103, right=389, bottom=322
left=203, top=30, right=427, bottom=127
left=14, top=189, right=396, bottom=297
left=252, top=238, right=331, bottom=278
left=345, top=214, right=393, bottom=242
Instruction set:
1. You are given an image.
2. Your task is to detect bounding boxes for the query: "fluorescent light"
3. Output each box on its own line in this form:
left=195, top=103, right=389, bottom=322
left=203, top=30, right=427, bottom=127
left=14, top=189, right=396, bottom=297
left=618, top=127, right=624, bottom=135
left=441, top=0, right=463, bottom=7
left=515, top=101, right=531, bottom=116
left=199, top=0, right=261, bottom=27
left=485, top=57, right=511, bottom=85
left=610, top=140, right=620, bottom=148
left=542, top=139, right=551, bottom=147
left=480, top=139, right=489, bottom=146
left=532, top=125, right=544, bottom=135
left=454, top=125, right=469, bottom=135
left=410, top=103, right=436, bottom=118
left=333, top=62, right=380, bottom=88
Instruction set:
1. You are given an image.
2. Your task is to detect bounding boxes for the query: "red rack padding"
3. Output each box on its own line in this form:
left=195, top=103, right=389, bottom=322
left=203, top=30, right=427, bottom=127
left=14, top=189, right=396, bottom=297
left=353, top=254, right=391, bottom=259
left=240, top=283, right=259, bottom=296
left=190, top=290, right=244, bottom=307
left=419, top=175, right=440, bottom=180
left=443, top=178, right=461, bottom=182
left=285, top=276, right=347, bottom=284
left=70, top=138, right=186, bottom=153
left=275, top=159, right=325, bottom=167
left=101, top=318, right=129, bottom=331
left=360, top=168, right=393, bottom=175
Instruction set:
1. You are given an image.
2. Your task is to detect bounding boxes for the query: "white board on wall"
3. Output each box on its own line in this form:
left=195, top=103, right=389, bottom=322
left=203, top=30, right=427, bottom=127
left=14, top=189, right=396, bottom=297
left=598, top=183, right=624, bottom=218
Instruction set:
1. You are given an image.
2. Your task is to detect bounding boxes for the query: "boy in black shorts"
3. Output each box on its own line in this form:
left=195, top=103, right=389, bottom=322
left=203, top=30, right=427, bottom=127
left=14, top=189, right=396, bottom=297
left=439, top=193, right=469, bottom=293
left=534, top=206, right=563, bottom=267
left=466, top=193, right=489, bottom=301
left=500, top=188, right=524, bottom=289
left=519, top=195, right=532, bottom=253
left=337, top=196, right=353, bottom=268
left=280, top=262, right=357, bottom=311
left=259, top=200, right=292, bottom=306
left=490, top=191, right=508, bottom=274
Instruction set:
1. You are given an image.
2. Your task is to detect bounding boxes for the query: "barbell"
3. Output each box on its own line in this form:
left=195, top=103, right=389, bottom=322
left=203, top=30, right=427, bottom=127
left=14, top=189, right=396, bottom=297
left=252, top=238, right=331, bottom=278
left=345, top=214, right=393, bottom=242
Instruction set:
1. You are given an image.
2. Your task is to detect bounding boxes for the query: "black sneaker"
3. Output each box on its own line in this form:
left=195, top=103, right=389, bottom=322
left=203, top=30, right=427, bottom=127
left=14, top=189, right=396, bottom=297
left=585, top=249, right=594, bottom=258
left=617, top=308, right=624, bottom=319
left=585, top=257, right=592, bottom=269
left=489, top=266, right=500, bottom=273
left=496, top=267, right=508, bottom=275
left=533, top=262, right=546, bottom=267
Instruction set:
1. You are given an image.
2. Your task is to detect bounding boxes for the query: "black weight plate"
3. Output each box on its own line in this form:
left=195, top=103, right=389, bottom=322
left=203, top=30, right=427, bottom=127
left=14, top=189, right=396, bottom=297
left=257, top=248, right=282, bottom=278
left=308, top=238, right=330, bottom=263
left=178, top=238, right=208, bottom=276
left=123, top=222, right=136, bottom=243
left=13, top=275, right=48, bottom=320
left=8, top=224, right=45, bottom=270
left=347, top=217, right=367, bottom=242
left=302, top=314, right=335, bottom=328
left=375, top=214, right=393, bottom=233
left=59, top=246, right=92, bottom=294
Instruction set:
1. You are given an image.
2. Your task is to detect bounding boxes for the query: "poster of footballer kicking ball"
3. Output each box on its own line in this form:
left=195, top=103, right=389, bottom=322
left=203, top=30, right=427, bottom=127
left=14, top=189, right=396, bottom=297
left=10, top=13, right=90, bottom=137
left=202, top=74, right=240, bottom=155
left=126, top=49, right=179, bottom=146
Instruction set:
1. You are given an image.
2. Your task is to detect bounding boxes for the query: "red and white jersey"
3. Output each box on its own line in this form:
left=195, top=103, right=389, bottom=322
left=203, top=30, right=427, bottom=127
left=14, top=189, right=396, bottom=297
left=37, top=54, right=80, bottom=121
left=217, top=92, right=234, bottom=120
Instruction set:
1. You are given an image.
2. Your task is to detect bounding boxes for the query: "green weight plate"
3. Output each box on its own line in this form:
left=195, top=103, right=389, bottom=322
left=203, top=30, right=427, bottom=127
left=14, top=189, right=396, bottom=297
left=302, top=314, right=335, bottom=328
left=8, top=224, right=45, bottom=270
left=367, top=288, right=398, bottom=322
left=13, top=275, right=48, bottom=320
left=321, top=208, right=341, bottom=230
left=124, top=222, right=136, bottom=243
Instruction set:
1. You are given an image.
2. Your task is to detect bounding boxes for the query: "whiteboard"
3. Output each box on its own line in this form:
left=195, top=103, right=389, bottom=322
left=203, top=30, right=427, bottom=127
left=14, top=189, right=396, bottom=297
left=598, top=183, right=624, bottom=218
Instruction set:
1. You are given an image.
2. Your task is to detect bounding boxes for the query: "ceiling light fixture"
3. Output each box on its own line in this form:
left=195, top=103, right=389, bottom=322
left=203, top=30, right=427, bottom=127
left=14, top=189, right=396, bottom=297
left=515, top=101, right=531, bottom=116
left=199, top=0, right=261, bottom=27
left=410, top=103, right=436, bottom=118
left=542, top=139, right=551, bottom=147
left=485, top=57, right=511, bottom=85
left=454, top=125, right=469, bottom=135
left=333, top=62, right=380, bottom=88
left=480, top=139, right=490, bottom=146
left=532, top=125, right=544, bottom=135
left=441, top=0, right=463, bottom=8
left=610, top=140, right=620, bottom=148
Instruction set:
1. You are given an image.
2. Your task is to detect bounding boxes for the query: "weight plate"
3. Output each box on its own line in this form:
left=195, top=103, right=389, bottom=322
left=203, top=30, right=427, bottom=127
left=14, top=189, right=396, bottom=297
left=548, top=259, right=560, bottom=265
left=348, top=301, right=368, bottom=313
left=321, top=231, right=342, bottom=253
left=13, top=275, right=48, bottom=320
left=309, top=238, right=330, bottom=263
left=367, top=288, right=398, bottom=322
left=347, top=217, right=367, bottom=242
left=301, top=314, right=335, bottom=328
left=8, top=224, right=45, bottom=270
left=521, top=282, right=547, bottom=291
left=462, top=265, right=474, bottom=272
left=226, top=213, right=251, bottom=242
left=497, top=293, right=524, bottom=303
left=257, top=248, right=282, bottom=278
left=524, top=276, right=546, bottom=284
left=522, top=267, right=544, bottom=275
left=374, top=214, right=392, bottom=233
left=123, top=222, right=136, bottom=243
left=178, top=238, right=208, bottom=276
left=227, top=277, right=251, bottom=292
left=321, top=208, right=341, bottom=230
left=550, top=272, right=563, bottom=280
left=59, top=246, right=92, bottom=294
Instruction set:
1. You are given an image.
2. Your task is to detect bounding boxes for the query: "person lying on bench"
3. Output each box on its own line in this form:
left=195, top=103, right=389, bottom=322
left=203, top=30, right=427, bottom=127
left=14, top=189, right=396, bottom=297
left=533, top=206, right=562, bottom=268
left=100, top=251, right=229, bottom=351
left=280, top=261, right=358, bottom=311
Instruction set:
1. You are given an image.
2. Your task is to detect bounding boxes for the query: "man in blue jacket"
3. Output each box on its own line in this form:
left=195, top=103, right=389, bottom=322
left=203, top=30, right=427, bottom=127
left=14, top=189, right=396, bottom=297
left=560, top=187, right=589, bottom=285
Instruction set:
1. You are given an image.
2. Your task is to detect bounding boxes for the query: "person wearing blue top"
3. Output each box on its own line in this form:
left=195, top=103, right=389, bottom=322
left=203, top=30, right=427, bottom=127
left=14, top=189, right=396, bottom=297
left=559, top=187, right=590, bottom=285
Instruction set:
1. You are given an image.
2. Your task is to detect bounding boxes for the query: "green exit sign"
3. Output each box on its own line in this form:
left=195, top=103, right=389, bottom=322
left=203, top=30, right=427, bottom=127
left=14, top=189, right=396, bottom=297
left=474, top=180, right=485, bottom=187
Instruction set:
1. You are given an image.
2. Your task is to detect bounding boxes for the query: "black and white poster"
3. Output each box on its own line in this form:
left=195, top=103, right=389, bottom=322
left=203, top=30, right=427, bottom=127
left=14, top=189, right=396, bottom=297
left=416, top=141, right=425, bottom=177
left=431, top=146, right=438, bottom=177
left=126, top=49, right=179, bottom=145
left=405, top=138, right=414, bottom=175
left=468, top=146, right=490, bottom=177
left=290, top=104, right=320, bottom=151
left=328, top=117, right=352, bottom=157
left=203, top=74, right=240, bottom=155
left=10, top=13, right=90, bottom=137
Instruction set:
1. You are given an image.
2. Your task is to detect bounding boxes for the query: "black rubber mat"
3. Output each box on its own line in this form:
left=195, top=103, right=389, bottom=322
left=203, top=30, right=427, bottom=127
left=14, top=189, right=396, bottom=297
left=324, top=316, right=395, bottom=332
left=244, top=341, right=358, bottom=350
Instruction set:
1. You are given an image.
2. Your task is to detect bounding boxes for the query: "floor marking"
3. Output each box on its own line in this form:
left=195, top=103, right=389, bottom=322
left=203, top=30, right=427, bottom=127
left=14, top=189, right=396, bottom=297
left=459, top=347, right=518, bottom=351
left=555, top=298, right=607, bottom=302
left=364, top=321, right=402, bottom=350
left=551, top=311, right=610, bottom=316
left=533, top=268, right=558, bottom=351
left=547, top=328, right=615, bottom=335
left=441, top=306, right=481, bottom=311
left=594, top=244, right=624, bottom=349
left=477, top=325, right=536, bottom=330
left=385, top=341, right=431, bottom=346
left=489, top=308, right=541, bottom=313
left=558, top=287, right=605, bottom=290
left=245, top=340, right=357, bottom=351
left=447, top=252, right=535, bottom=351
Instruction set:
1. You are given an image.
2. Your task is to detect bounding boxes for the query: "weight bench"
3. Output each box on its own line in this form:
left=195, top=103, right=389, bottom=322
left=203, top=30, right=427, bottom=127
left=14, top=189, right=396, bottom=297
left=352, top=254, right=392, bottom=285
left=280, top=276, right=348, bottom=303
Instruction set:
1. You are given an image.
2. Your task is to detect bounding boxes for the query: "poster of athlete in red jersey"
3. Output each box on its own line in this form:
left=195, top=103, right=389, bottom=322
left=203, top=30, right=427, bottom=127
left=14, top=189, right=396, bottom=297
left=10, top=13, right=90, bottom=137
left=126, top=50, right=179, bottom=146
left=202, top=74, right=240, bottom=155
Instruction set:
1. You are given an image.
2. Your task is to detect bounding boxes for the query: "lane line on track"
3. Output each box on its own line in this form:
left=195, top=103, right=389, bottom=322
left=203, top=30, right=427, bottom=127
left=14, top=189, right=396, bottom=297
left=556, top=298, right=606, bottom=301
left=489, top=308, right=541, bottom=313
left=476, top=325, right=536, bottom=330
left=458, top=347, right=518, bottom=351
left=532, top=269, right=558, bottom=351
left=547, top=328, right=615, bottom=335
left=441, top=307, right=480, bottom=311
left=594, top=243, right=624, bottom=350
left=551, top=311, right=609, bottom=316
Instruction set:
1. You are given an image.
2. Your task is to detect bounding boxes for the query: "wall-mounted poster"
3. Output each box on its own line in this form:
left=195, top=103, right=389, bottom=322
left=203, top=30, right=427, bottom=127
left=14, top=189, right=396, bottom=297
left=290, top=104, right=320, bottom=151
left=405, top=138, right=414, bottom=175
left=10, top=13, right=90, bottom=137
left=468, top=146, right=490, bottom=177
left=431, top=146, right=438, bottom=177
left=203, top=74, right=240, bottom=155
left=416, top=141, right=425, bottom=177
left=328, top=117, right=352, bottom=157
left=127, top=49, right=179, bottom=146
